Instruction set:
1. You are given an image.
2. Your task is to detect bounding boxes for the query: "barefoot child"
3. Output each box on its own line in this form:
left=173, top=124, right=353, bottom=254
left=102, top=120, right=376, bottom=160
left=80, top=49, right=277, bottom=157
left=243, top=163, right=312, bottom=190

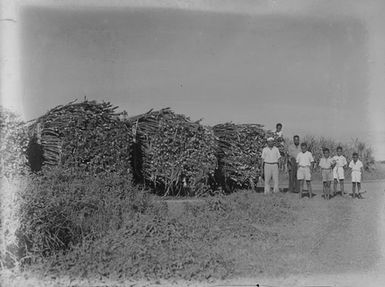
left=332, top=146, right=347, bottom=196
left=319, top=148, right=334, bottom=200
left=296, top=142, right=315, bottom=198
left=349, top=152, right=364, bottom=198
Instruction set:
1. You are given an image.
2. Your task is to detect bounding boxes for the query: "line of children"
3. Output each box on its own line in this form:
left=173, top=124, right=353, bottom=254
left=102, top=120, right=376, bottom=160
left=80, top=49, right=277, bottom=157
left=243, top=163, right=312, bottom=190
left=295, top=145, right=364, bottom=199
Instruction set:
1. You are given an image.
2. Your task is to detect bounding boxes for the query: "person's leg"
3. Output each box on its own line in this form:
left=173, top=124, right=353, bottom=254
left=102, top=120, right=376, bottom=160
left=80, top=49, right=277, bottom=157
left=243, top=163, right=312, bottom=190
left=327, top=181, right=331, bottom=199
left=352, top=182, right=356, bottom=198
left=273, top=164, right=279, bottom=193
left=340, top=179, right=345, bottom=196
left=322, top=182, right=326, bottom=199
left=307, top=181, right=312, bottom=198
left=294, top=162, right=299, bottom=193
left=357, top=182, right=361, bottom=193
left=299, top=180, right=304, bottom=198
left=333, top=179, right=338, bottom=195
left=288, top=163, right=294, bottom=192
left=264, top=165, right=271, bottom=194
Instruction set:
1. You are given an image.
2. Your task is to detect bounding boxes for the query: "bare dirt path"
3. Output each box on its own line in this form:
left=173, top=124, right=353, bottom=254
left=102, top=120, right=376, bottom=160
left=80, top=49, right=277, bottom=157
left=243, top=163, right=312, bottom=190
left=209, top=180, right=385, bottom=287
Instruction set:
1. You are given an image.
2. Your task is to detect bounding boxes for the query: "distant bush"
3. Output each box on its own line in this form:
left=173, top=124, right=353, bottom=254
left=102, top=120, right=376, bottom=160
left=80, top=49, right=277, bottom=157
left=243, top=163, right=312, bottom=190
left=17, top=167, right=147, bottom=262
left=287, top=135, right=375, bottom=171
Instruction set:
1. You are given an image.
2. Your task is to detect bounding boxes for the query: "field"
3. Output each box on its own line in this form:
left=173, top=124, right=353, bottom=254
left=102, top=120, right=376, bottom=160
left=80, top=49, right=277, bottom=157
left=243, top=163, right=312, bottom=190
left=2, top=178, right=385, bottom=287
left=1, top=105, right=384, bottom=286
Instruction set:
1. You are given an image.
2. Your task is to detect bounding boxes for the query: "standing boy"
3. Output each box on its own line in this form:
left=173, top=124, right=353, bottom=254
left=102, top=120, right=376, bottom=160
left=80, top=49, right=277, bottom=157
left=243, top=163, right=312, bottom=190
left=261, top=137, right=281, bottom=194
left=319, top=148, right=334, bottom=200
left=296, top=142, right=315, bottom=198
left=332, top=146, right=347, bottom=196
left=349, top=152, right=364, bottom=198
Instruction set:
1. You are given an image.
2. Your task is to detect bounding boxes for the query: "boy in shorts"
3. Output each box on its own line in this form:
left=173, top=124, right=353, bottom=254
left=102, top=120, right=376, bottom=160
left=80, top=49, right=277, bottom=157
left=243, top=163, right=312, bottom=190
left=349, top=152, right=364, bottom=198
left=332, top=146, right=347, bottom=196
left=318, top=148, right=334, bottom=200
left=296, top=142, right=315, bottom=198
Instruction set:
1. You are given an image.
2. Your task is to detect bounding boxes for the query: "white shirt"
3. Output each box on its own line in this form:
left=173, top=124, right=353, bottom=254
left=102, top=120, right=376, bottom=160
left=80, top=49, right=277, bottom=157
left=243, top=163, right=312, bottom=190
left=261, top=146, right=281, bottom=163
left=332, top=155, right=347, bottom=168
left=319, top=157, right=334, bottom=169
left=349, top=159, right=363, bottom=172
left=288, top=144, right=301, bottom=159
left=296, top=151, right=314, bottom=167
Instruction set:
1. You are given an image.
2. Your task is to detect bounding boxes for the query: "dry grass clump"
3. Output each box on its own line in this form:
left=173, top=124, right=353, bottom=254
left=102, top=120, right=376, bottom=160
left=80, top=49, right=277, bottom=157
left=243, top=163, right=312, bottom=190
left=28, top=191, right=296, bottom=281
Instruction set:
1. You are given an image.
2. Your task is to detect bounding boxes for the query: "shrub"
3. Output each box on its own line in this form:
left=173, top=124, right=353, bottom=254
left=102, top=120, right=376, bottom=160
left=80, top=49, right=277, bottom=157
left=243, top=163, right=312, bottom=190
left=291, top=135, right=375, bottom=171
left=17, top=167, right=147, bottom=261
left=0, top=107, right=29, bottom=178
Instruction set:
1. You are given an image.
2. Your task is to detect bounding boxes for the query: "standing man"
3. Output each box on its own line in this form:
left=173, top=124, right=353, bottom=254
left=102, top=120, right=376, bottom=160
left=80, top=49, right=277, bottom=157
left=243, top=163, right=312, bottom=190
left=261, top=137, right=281, bottom=194
left=287, top=135, right=301, bottom=193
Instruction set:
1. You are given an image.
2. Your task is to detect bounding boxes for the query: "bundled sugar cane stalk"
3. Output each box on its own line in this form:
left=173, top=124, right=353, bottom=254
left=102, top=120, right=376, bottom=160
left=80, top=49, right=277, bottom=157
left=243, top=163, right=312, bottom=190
left=126, top=108, right=217, bottom=196
left=213, top=123, right=266, bottom=191
left=213, top=123, right=287, bottom=192
left=26, top=100, right=133, bottom=174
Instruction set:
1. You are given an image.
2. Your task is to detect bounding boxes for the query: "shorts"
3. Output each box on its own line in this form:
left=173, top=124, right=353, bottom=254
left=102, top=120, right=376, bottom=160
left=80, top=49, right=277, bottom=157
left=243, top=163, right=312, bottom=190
left=333, top=167, right=345, bottom=180
left=297, top=166, right=311, bottom=181
left=352, top=171, right=361, bottom=183
left=321, top=169, right=333, bottom=182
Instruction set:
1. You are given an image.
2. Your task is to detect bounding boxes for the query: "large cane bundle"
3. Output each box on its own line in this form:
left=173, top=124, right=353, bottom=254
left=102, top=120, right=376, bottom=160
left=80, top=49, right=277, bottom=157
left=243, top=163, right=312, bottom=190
left=27, top=100, right=132, bottom=174
left=127, top=108, right=217, bottom=196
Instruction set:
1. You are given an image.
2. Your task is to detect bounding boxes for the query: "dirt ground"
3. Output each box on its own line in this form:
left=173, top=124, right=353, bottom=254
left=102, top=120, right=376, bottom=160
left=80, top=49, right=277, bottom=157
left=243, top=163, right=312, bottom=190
left=2, top=180, right=385, bottom=287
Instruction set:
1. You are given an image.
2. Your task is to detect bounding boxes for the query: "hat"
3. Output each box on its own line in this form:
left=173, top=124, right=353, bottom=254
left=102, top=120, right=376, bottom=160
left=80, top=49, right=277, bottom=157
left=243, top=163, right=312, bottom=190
left=267, top=137, right=274, bottom=141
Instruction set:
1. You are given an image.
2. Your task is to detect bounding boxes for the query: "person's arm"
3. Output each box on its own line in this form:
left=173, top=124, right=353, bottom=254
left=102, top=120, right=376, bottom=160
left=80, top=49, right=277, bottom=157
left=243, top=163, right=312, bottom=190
left=343, top=157, right=348, bottom=169
left=296, top=153, right=300, bottom=170
left=261, top=149, right=266, bottom=177
left=310, top=154, right=315, bottom=171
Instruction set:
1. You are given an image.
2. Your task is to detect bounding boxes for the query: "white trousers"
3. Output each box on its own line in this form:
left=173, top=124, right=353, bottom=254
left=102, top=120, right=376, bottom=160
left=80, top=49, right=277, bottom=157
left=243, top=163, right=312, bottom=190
left=264, top=164, right=279, bottom=194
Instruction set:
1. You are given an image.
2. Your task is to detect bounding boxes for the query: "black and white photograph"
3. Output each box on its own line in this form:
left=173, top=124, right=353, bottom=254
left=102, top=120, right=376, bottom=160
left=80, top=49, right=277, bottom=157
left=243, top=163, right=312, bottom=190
left=1, top=0, right=385, bottom=286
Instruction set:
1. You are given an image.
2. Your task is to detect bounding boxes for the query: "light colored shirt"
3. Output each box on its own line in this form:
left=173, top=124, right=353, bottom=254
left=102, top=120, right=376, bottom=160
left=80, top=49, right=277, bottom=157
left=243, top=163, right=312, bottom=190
left=332, top=155, right=347, bottom=168
left=275, top=131, right=283, bottom=138
left=296, top=151, right=314, bottom=167
left=319, top=157, right=334, bottom=169
left=288, top=144, right=301, bottom=159
left=349, top=160, right=363, bottom=172
left=261, top=146, right=281, bottom=163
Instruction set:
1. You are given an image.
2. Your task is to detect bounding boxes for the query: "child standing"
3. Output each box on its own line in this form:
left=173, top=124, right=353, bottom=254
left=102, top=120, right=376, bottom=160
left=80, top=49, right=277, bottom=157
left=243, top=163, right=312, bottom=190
left=349, top=152, right=364, bottom=198
left=332, top=146, right=347, bottom=196
left=319, top=148, right=334, bottom=200
left=296, top=142, right=315, bottom=198
left=274, top=123, right=283, bottom=138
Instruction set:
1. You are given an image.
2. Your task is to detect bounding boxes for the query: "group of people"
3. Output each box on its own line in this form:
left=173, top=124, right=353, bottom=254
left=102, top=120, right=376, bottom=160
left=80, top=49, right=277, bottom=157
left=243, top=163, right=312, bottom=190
left=261, top=124, right=364, bottom=199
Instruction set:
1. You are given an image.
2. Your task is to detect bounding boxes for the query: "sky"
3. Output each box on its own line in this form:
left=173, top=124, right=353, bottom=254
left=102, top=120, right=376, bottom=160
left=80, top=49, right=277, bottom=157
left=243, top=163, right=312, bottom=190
left=2, top=0, right=384, bottom=159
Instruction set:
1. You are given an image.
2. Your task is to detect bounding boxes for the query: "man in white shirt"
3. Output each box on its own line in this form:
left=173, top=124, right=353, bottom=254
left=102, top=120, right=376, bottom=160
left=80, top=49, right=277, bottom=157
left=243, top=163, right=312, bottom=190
left=296, top=142, right=315, bottom=198
left=261, top=137, right=281, bottom=194
left=332, top=146, right=348, bottom=196
left=349, top=152, right=364, bottom=198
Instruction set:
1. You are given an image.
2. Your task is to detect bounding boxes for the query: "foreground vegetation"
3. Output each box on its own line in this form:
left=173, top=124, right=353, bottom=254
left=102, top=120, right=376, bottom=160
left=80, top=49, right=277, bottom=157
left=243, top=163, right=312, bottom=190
left=2, top=168, right=297, bottom=280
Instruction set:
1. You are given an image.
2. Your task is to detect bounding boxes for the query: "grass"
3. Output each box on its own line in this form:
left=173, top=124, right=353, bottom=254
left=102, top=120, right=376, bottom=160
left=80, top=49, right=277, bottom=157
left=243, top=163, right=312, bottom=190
left=18, top=190, right=298, bottom=281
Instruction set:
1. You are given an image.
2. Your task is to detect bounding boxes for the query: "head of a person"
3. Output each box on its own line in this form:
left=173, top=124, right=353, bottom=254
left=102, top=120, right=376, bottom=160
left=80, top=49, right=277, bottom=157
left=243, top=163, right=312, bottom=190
left=293, top=135, right=300, bottom=146
left=323, top=148, right=330, bottom=158
left=267, top=137, right=274, bottom=147
left=352, top=152, right=359, bottom=161
left=276, top=123, right=282, bottom=132
left=337, top=146, right=343, bottom=156
left=301, top=142, right=307, bottom=153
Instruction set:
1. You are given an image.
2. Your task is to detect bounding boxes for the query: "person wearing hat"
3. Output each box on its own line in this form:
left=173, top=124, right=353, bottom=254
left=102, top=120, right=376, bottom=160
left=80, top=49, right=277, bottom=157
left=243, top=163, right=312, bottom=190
left=261, top=137, right=281, bottom=194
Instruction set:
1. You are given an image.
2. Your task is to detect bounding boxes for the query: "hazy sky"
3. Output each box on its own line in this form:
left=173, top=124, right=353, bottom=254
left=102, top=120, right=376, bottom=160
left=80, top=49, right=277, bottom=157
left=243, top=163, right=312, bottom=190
left=13, top=1, right=385, bottom=159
